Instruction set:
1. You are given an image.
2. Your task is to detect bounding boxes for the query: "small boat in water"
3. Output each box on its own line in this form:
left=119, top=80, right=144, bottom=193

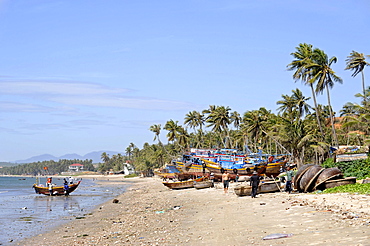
left=162, top=177, right=205, bottom=190
left=234, top=180, right=281, bottom=196
left=33, top=181, right=81, bottom=196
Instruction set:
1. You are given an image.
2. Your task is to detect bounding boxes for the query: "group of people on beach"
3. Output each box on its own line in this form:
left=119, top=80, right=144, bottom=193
left=221, top=165, right=295, bottom=197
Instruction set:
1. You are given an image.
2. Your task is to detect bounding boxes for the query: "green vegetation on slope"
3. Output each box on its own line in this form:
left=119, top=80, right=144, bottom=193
left=322, top=158, right=370, bottom=179
left=322, top=183, right=370, bottom=194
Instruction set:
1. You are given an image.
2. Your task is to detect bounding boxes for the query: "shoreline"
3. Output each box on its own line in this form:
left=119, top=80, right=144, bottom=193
left=16, top=176, right=369, bottom=245
left=1, top=175, right=131, bottom=246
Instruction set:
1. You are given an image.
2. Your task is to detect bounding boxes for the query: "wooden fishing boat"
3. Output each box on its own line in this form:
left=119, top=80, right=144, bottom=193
left=33, top=181, right=81, bottom=196
left=234, top=180, right=281, bottom=196
left=154, top=164, right=182, bottom=179
left=162, top=177, right=205, bottom=190
left=265, top=158, right=288, bottom=177
left=203, top=160, right=267, bottom=180
left=194, top=180, right=213, bottom=189
left=172, top=148, right=216, bottom=177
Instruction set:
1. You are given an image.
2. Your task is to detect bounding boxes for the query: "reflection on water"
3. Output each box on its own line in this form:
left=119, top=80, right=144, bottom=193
left=32, top=195, right=81, bottom=214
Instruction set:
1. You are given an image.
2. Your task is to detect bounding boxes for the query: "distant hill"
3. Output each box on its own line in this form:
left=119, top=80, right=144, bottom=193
left=13, top=151, right=123, bottom=164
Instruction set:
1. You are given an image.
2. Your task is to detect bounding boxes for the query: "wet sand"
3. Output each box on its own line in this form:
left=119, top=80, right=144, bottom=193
left=17, top=176, right=369, bottom=246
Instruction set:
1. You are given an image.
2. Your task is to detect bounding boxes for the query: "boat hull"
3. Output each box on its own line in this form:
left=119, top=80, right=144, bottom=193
left=234, top=181, right=281, bottom=196
left=162, top=177, right=205, bottom=189
left=205, top=161, right=267, bottom=181
left=265, top=160, right=288, bottom=177
left=194, top=180, right=213, bottom=189
left=33, top=181, right=81, bottom=196
left=323, top=177, right=357, bottom=189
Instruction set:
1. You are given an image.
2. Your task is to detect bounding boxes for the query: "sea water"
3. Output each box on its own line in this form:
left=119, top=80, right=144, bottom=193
left=0, top=176, right=128, bottom=245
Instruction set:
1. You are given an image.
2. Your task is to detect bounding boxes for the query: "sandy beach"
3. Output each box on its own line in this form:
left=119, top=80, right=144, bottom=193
left=16, top=175, right=369, bottom=246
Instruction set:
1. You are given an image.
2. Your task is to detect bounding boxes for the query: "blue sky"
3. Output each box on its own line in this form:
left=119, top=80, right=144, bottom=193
left=1, top=0, right=369, bottom=162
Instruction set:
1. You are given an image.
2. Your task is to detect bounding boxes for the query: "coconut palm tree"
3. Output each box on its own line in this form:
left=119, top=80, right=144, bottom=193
left=287, top=43, right=324, bottom=136
left=206, top=106, right=231, bottom=148
left=101, top=152, right=110, bottom=163
left=308, top=48, right=343, bottom=148
left=277, top=94, right=295, bottom=119
left=292, top=88, right=312, bottom=118
left=184, top=111, right=204, bottom=132
left=149, top=124, right=162, bottom=144
left=177, top=126, right=190, bottom=150
left=241, top=108, right=271, bottom=151
left=164, top=119, right=180, bottom=143
left=230, top=111, right=241, bottom=130
left=345, top=51, right=370, bottom=103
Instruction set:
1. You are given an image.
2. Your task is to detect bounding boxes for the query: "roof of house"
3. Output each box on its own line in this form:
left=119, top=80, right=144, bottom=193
left=69, top=163, right=84, bottom=166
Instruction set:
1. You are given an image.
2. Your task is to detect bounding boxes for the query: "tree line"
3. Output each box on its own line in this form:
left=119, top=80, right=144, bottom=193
left=0, top=159, right=95, bottom=175
left=123, top=43, right=370, bottom=172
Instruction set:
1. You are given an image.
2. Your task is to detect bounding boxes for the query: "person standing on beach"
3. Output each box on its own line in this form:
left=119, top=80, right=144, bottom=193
left=285, top=166, right=294, bottom=193
left=250, top=171, right=260, bottom=198
left=210, top=172, right=215, bottom=187
left=222, top=170, right=230, bottom=193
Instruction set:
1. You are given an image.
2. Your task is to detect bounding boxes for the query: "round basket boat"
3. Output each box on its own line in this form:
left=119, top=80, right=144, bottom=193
left=313, top=167, right=343, bottom=190
left=299, top=165, right=323, bottom=192
left=323, top=177, right=357, bottom=189
left=304, top=168, right=325, bottom=192
left=293, top=164, right=315, bottom=190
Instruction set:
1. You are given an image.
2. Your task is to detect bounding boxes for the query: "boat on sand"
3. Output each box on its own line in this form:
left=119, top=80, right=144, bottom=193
left=194, top=180, right=213, bottom=189
left=162, top=177, right=205, bottom=190
left=234, top=180, right=281, bottom=196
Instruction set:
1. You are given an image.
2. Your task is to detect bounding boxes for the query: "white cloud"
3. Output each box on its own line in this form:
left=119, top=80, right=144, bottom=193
left=0, top=79, right=195, bottom=111
left=0, top=80, right=128, bottom=95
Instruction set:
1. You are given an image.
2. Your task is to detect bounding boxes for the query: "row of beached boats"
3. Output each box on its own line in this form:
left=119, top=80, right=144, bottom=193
left=159, top=148, right=357, bottom=195
left=162, top=175, right=283, bottom=196
left=156, top=148, right=289, bottom=182
left=159, top=148, right=289, bottom=194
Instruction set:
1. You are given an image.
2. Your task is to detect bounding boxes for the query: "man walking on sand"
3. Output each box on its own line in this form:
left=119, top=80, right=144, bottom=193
left=250, top=171, right=260, bottom=198
left=222, top=170, right=230, bottom=193
left=285, top=166, right=294, bottom=193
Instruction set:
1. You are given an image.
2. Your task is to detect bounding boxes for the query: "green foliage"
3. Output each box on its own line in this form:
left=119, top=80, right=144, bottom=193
left=322, top=183, right=370, bottom=194
left=321, top=158, right=335, bottom=168
left=321, top=158, right=370, bottom=179
left=0, top=159, right=95, bottom=175
left=124, top=173, right=138, bottom=178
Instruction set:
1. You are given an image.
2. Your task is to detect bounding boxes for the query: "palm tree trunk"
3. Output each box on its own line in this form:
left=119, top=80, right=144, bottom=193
left=361, top=70, right=366, bottom=102
left=326, top=86, right=339, bottom=148
left=310, top=84, right=324, bottom=137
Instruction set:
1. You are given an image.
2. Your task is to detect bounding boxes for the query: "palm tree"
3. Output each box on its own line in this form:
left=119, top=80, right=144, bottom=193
left=277, top=94, right=295, bottom=119
left=206, top=106, right=231, bottom=148
left=241, top=108, right=271, bottom=151
left=291, top=88, right=311, bottom=118
left=184, top=111, right=204, bottom=132
left=101, top=152, right=110, bottom=163
left=345, top=51, right=370, bottom=103
left=309, top=48, right=343, bottom=148
left=149, top=124, right=162, bottom=144
left=164, top=119, right=180, bottom=143
left=287, top=43, right=324, bottom=136
left=230, top=111, right=241, bottom=130
left=177, top=126, right=190, bottom=150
